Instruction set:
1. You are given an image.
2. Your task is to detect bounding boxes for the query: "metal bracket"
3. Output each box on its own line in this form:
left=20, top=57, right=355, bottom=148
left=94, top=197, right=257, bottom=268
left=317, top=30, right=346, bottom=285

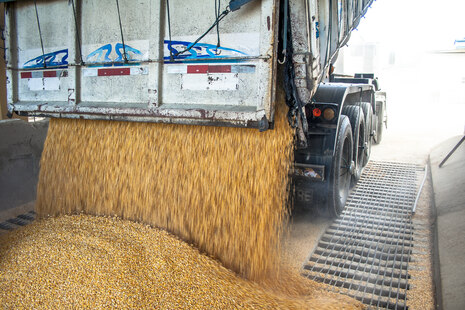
left=258, top=115, right=269, bottom=132
left=148, top=89, right=158, bottom=108
left=295, top=114, right=308, bottom=149
left=229, top=0, right=258, bottom=11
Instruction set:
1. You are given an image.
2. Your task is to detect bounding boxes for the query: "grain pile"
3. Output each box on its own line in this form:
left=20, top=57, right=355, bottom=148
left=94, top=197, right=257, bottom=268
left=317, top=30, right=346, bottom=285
left=36, top=103, right=293, bottom=281
left=0, top=214, right=363, bottom=309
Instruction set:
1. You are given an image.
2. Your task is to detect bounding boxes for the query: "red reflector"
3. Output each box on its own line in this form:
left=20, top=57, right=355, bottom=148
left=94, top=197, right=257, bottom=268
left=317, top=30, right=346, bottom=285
left=21, top=72, right=32, bottom=79
left=186, top=65, right=232, bottom=74
left=43, top=71, right=57, bottom=78
left=208, top=65, right=231, bottom=73
left=98, top=68, right=131, bottom=76
left=313, top=108, right=322, bottom=117
left=187, top=65, right=209, bottom=74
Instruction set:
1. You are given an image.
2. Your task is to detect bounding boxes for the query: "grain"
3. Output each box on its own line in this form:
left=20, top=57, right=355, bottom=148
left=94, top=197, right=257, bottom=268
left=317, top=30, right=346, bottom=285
left=36, top=103, right=293, bottom=281
left=406, top=177, right=435, bottom=310
left=0, top=214, right=363, bottom=309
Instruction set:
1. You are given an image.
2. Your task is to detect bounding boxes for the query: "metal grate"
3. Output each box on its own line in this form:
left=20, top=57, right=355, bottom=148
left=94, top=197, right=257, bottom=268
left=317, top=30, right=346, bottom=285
left=0, top=211, right=36, bottom=233
left=302, top=161, right=425, bottom=309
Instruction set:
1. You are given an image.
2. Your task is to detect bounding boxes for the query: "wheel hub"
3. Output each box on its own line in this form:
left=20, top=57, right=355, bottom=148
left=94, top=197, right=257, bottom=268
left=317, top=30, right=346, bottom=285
left=349, top=160, right=356, bottom=176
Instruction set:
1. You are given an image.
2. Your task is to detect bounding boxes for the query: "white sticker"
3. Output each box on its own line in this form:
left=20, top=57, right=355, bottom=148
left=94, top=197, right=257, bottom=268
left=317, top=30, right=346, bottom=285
left=27, top=77, right=60, bottom=91
left=167, top=65, right=188, bottom=74
left=82, top=69, right=98, bottom=77
left=44, top=77, right=60, bottom=90
left=129, top=67, right=149, bottom=75
left=27, top=78, right=43, bottom=91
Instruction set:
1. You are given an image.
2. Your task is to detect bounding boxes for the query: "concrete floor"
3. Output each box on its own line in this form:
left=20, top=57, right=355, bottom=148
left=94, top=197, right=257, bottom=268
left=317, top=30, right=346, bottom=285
left=430, top=135, right=465, bottom=310
left=282, top=208, right=330, bottom=272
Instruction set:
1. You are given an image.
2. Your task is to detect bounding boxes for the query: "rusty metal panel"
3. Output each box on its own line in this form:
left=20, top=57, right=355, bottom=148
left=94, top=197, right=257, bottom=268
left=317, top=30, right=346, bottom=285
left=5, top=0, right=375, bottom=128
left=5, top=0, right=279, bottom=129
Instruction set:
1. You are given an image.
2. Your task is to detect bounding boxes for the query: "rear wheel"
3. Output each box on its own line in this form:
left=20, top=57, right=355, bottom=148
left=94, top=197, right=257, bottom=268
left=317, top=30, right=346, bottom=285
left=360, top=102, right=373, bottom=166
left=341, top=105, right=366, bottom=184
left=328, top=115, right=353, bottom=217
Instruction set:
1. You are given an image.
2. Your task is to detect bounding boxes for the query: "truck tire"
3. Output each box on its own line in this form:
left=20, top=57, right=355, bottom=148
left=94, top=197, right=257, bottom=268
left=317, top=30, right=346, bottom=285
left=328, top=115, right=353, bottom=217
left=341, top=105, right=366, bottom=184
left=374, top=101, right=385, bottom=144
left=360, top=102, right=373, bottom=166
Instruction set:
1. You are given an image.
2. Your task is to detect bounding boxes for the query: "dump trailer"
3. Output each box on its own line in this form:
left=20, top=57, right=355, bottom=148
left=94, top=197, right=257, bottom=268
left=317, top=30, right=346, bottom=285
left=4, top=0, right=386, bottom=216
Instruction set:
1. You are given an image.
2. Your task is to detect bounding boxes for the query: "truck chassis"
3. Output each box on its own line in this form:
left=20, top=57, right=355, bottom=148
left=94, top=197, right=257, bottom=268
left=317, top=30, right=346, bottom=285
left=293, top=75, right=386, bottom=216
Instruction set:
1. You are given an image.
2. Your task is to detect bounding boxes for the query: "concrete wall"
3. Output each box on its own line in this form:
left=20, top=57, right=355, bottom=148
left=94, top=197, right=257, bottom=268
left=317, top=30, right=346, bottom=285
left=0, top=119, right=48, bottom=211
left=0, top=4, right=8, bottom=120
left=0, top=4, right=26, bottom=121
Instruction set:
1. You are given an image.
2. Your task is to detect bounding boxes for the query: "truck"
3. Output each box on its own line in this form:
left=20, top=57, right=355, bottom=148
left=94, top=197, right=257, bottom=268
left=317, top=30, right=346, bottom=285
left=3, top=0, right=386, bottom=216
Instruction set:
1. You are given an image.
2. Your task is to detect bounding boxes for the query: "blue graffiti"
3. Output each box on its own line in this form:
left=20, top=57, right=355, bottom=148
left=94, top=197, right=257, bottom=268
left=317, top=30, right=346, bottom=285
left=86, top=43, right=143, bottom=66
left=164, top=40, right=247, bottom=63
left=86, top=44, right=112, bottom=63
left=115, top=43, right=143, bottom=62
left=23, top=49, right=68, bottom=69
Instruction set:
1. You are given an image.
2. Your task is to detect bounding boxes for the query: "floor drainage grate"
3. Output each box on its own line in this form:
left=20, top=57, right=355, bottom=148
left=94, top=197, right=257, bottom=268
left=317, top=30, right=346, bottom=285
left=302, top=161, right=426, bottom=310
left=0, top=210, right=36, bottom=233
